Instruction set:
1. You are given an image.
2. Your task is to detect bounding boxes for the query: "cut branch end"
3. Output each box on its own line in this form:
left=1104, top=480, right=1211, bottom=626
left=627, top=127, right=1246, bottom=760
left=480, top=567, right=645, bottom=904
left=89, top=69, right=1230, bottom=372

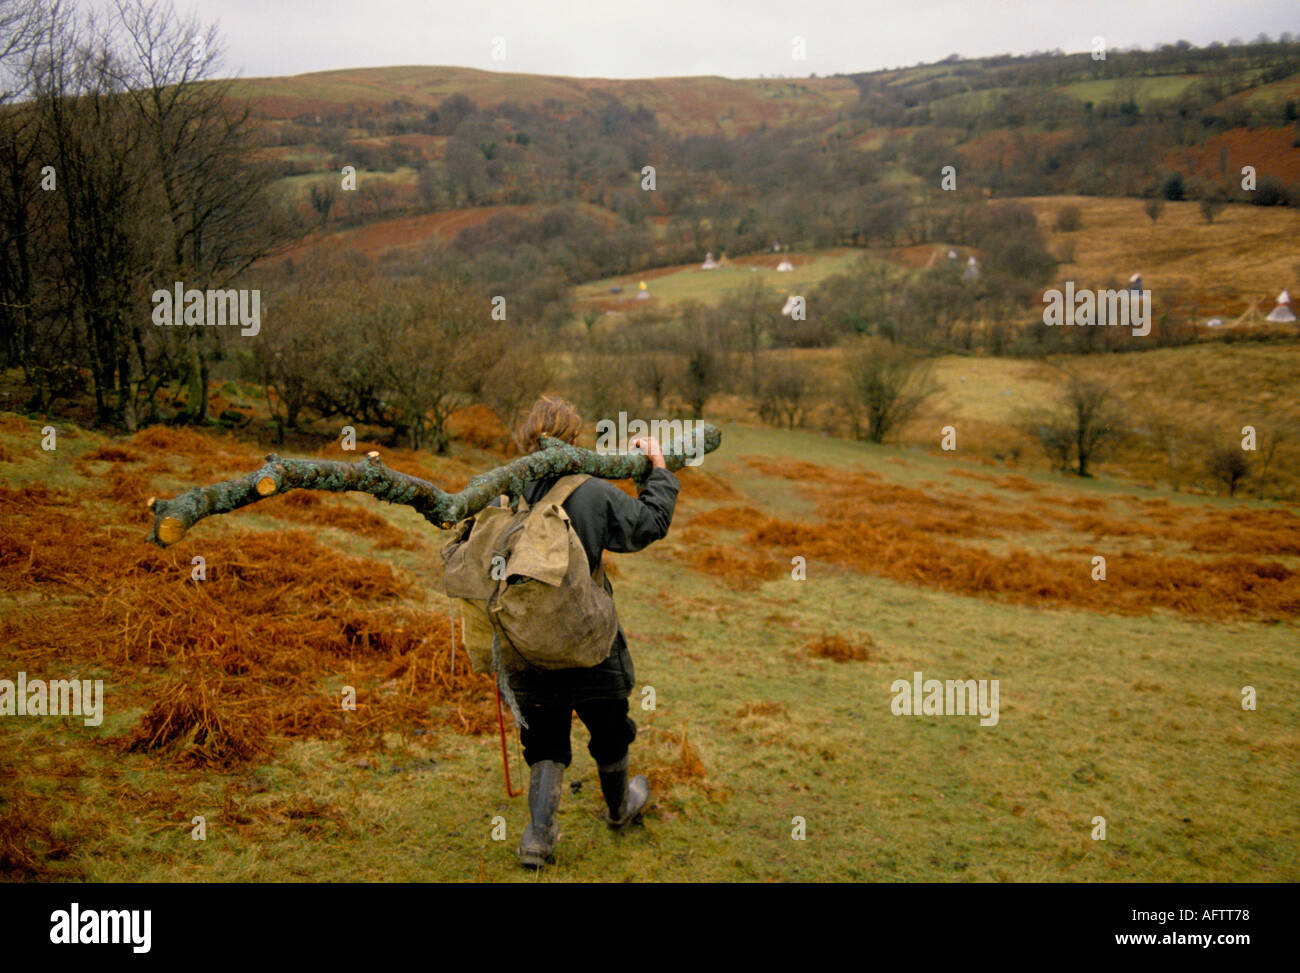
left=158, top=516, right=186, bottom=546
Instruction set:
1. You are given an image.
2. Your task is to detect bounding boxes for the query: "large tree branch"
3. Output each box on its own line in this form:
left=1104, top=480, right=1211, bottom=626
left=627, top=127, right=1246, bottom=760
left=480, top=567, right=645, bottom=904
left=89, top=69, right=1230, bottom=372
left=146, top=424, right=722, bottom=546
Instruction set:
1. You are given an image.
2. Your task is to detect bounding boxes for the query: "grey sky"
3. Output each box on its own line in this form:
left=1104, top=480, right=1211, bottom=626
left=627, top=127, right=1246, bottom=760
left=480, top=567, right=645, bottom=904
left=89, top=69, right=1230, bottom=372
left=185, top=0, right=1299, bottom=80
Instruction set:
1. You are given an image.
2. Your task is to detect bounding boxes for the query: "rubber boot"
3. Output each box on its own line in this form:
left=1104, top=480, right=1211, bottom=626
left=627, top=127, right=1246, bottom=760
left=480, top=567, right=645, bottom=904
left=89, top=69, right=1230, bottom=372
left=598, top=755, right=649, bottom=830
left=516, top=759, right=565, bottom=868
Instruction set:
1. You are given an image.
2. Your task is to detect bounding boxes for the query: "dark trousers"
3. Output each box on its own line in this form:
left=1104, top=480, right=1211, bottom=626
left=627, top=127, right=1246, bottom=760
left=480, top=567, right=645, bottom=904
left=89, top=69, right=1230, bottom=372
left=519, top=697, right=637, bottom=768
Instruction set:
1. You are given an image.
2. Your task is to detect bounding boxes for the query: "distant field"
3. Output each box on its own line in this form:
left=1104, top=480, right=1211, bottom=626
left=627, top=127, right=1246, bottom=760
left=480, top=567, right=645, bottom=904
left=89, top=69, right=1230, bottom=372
left=1061, top=74, right=1204, bottom=104
left=574, top=249, right=861, bottom=311
left=929, top=86, right=1014, bottom=114
left=1025, top=195, right=1300, bottom=315
left=264, top=205, right=527, bottom=264
left=1241, top=73, right=1300, bottom=106
left=566, top=194, right=1299, bottom=320
left=275, top=165, right=421, bottom=191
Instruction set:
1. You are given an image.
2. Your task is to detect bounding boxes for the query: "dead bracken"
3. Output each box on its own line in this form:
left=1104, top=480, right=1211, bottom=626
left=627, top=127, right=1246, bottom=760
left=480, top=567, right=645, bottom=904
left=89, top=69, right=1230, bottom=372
left=806, top=633, right=872, bottom=662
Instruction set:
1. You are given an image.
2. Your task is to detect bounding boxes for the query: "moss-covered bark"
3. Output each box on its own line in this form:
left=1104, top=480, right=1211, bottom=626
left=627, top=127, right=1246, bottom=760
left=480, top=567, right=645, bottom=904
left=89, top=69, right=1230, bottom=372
left=147, top=423, right=721, bottom=547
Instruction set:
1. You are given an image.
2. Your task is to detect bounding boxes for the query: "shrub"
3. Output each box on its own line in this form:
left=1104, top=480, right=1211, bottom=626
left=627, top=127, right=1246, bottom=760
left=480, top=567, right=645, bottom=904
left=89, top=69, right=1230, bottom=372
left=1054, top=205, right=1083, bottom=232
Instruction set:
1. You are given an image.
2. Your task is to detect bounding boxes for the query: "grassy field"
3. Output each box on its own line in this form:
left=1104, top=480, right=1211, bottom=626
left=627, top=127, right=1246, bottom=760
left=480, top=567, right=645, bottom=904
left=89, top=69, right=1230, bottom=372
left=1061, top=75, right=1204, bottom=105
left=574, top=249, right=862, bottom=311
left=1029, top=195, right=1300, bottom=307
left=2, top=406, right=1296, bottom=882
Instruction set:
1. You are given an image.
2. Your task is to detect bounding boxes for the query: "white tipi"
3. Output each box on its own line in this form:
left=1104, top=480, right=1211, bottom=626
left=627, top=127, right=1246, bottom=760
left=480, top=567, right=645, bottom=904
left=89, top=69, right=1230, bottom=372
left=1265, top=289, right=1296, bottom=323
left=701, top=251, right=719, bottom=270
left=776, top=257, right=794, bottom=272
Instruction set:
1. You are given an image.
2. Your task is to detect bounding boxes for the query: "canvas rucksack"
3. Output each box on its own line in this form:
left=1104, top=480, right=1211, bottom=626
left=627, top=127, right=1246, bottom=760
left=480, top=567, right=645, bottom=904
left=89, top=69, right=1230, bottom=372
left=440, top=474, right=619, bottom=682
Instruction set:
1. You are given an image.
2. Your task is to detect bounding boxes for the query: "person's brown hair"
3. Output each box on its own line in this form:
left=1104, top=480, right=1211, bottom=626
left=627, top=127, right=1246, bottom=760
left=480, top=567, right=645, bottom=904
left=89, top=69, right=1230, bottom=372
left=516, top=395, right=583, bottom=454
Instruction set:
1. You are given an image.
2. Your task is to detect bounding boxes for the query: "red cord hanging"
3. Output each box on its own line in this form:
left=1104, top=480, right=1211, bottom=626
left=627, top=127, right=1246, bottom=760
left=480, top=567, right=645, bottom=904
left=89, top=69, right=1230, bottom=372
left=495, top=683, right=523, bottom=798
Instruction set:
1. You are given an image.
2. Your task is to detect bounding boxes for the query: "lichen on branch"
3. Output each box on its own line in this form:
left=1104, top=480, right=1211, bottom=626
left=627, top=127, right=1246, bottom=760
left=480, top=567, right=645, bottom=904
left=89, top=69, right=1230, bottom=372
left=146, top=423, right=721, bottom=547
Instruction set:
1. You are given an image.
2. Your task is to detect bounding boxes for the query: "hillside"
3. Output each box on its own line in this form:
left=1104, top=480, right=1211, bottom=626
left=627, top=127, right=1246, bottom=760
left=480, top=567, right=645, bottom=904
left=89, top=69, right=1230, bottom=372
left=235, top=65, right=860, bottom=139
left=238, top=43, right=1300, bottom=271
left=2, top=410, right=1296, bottom=882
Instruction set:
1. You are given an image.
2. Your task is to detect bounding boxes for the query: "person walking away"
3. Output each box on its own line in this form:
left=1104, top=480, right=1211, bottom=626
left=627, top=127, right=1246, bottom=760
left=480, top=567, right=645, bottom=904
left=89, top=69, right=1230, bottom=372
left=508, top=396, right=680, bottom=868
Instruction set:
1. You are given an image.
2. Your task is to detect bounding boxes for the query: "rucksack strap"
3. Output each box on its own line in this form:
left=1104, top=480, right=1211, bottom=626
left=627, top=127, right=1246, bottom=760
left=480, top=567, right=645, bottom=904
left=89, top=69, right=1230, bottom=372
left=536, top=473, right=590, bottom=509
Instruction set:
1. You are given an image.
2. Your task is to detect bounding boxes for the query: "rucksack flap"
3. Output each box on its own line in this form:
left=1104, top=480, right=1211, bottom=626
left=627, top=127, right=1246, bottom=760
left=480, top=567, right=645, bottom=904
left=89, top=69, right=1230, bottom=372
left=501, top=499, right=572, bottom=586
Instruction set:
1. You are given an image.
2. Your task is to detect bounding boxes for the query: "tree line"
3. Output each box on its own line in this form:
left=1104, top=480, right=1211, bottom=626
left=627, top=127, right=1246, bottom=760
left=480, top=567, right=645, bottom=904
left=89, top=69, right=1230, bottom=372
left=0, top=0, right=297, bottom=426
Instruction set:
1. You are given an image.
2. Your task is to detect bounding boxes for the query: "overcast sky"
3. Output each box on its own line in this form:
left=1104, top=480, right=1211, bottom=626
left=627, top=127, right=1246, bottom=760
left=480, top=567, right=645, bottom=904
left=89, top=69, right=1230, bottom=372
left=180, top=0, right=1298, bottom=80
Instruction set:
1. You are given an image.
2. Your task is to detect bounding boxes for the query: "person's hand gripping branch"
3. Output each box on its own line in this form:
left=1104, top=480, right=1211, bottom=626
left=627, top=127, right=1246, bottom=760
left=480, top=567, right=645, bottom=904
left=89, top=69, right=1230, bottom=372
left=628, top=435, right=666, bottom=470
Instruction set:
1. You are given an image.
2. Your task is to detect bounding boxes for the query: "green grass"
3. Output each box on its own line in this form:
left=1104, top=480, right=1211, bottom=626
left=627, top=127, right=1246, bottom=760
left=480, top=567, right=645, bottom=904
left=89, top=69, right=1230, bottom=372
left=276, top=165, right=419, bottom=190
left=574, top=249, right=861, bottom=310
left=1060, top=75, right=1204, bottom=105
left=1242, top=72, right=1300, bottom=106
left=929, top=86, right=1015, bottom=114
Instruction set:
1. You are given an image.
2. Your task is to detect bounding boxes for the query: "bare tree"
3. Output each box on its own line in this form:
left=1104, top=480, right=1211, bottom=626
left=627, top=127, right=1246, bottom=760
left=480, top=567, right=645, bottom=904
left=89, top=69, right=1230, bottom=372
left=7, top=0, right=296, bottom=427
left=1031, top=421, right=1076, bottom=473
left=308, top=181, right=336, bottom=225
left=0, top=0, right=44, bottom=104
left=680, top=341, right=723, bottom=420
left=0, top=0, right=62, bottom=399
left=113, top=0, right=297, bottom=425
left=633, top=351, right=673, bottom=410
left=1205, top=443, right=1252, bottom=496
left=759, top=363, right=814, bottom=429
left=32, top=2, right=157, bottom=425
left=726, top=279, right=775, bottom=397
left=1140, top=405, right=1190, bottom=490
left=572, top=349, right=636, bottom=426
left=817, top=254, right=902, bottom=340
left=841, top=338, right=936, bottom=443
left=374, top=276, right=480, bottom=452
left=442, top=136, right=489, bottom=205
left=253, top=311, right=319, bottom=441
left=1196, top=181, right=1227, bottom=224
left=668, top=301, right=732, bottom=419
left=460, top=326, right=556, bottom=452
left=1027, top=373, right=1128, bottom=477
left=250, top=250, right=366, bottom=441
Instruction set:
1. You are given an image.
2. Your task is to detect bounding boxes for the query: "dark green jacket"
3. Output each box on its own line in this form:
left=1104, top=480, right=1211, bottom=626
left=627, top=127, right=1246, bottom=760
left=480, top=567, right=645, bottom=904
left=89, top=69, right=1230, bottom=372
left=504, top=467, right=680, bottom=706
